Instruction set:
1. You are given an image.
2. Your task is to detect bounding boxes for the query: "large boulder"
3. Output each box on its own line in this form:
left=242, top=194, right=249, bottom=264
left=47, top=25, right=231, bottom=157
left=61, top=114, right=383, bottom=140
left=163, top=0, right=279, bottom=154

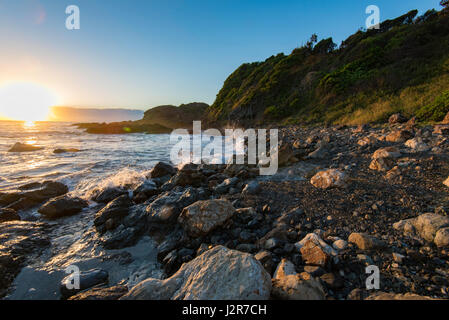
left=393, top=213, right=449, bottom=245
left=38, top=196, right=88, bottom=219
left=310, top=169, right=347, bottom=189
left=121, top=246, right=272, bottom=300
left=8, top=142, right=43, bottom=152
left=178, top=199, right=235, bottom=237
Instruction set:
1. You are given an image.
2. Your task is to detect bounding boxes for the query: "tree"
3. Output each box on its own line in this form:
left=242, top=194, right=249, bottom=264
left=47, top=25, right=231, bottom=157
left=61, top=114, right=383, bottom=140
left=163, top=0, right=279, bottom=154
left=441, top=0, right=449, bottom=8
left=306, top=34, right=318, bottom=50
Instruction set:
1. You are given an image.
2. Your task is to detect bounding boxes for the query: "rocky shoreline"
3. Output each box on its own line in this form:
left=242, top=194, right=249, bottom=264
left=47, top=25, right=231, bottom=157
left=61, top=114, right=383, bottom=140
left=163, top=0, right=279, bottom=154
left=1, top=113, right=449, bottom=300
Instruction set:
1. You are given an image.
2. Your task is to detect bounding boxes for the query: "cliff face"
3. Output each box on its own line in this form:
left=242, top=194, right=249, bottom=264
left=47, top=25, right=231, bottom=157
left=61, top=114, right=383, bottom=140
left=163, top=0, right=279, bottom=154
left=205, top=8, right=449, bottom=127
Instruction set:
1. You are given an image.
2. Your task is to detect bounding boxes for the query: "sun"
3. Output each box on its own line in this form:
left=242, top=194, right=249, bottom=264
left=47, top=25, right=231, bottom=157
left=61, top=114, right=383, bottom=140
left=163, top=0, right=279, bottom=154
left=0, top=82, right=60, bottom=121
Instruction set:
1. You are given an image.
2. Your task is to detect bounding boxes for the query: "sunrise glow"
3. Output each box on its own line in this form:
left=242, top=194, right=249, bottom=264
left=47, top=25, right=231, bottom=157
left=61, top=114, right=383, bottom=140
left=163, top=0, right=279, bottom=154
left=0, top=82, right=60, bottom=121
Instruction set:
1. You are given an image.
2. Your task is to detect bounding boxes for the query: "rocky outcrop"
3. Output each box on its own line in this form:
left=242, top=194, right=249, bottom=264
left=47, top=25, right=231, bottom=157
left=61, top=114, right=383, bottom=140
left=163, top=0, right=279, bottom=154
left=178, top=199, right=235, bottom=237
left=121, top=246, right=272, bottom=300
left=38, top=196, right=88, bottom=219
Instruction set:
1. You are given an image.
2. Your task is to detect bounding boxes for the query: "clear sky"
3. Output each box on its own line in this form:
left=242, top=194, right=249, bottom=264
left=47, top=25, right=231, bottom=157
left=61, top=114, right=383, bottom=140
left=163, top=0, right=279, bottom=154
left=0, top=0, right=442, bottom=110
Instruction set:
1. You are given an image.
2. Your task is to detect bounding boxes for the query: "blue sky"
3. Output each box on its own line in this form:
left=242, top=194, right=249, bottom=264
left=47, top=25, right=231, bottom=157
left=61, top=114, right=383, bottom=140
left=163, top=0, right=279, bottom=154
left=0, top=0, right=442, bottom=110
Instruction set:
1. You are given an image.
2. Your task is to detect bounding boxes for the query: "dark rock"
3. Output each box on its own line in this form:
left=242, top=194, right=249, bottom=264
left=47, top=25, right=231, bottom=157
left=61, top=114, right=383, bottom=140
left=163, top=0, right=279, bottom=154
left=91, top=187, right=127, bottom=204
left=1, top=181, right=69, bottom=211
left=320, top=273, right=344, bottom=289
left=149, top=162, right=176, bottom=179
left=94, top=195, right=132, bottom=234
left=38, top=196, right=88, bottom=219
left=133, top=180, right=159, bottom=203
left=242, top=181, right=261, bottom=195
left=60, top=269, right=109, bottom=299
left=53, top=148, right=81, bottom=154
left=0, top=208, right=20, bottom=223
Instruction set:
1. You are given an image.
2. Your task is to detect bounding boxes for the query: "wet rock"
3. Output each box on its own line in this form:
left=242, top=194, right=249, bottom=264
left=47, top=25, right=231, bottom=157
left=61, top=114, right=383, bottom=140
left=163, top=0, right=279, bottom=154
left=149, top=162, right=176, bottom=179
left=0, top=181, right=69, bottom=211
left=68, top=285, right=128, bottom=300
left=0, top=208, right=20, bottom=223
left=386, top=130, right=414, bottom=143
left=271, top=274, right=325, bottom=300
left=60, top=269, right=109, bottom=299
left=8, top=142, right=43, bottom=152
left=393, top=213, right=449, bottom=244
left=273, top=259, right=297, bottom=279
left=38, top=195, right=88, bottom=219
left=389, top=113, right=408, bottom=124
left=310, top=169, right=347, bottom=189
left=365, top=292, right=436, bottom=300
left=348, top=233, right=385, bottom=250
left=121, top=246, right=271, bottom=300
left=133, top=180, right=159, bottom=203
left=91, top=187, right=127, bottom=204
left=178, top=199, right=235, bottom=237
left=0, top=221, right=51, bottom=298
left=372, top=147, right=401, bottom=159
left=94, top=195, right=132, bottom=234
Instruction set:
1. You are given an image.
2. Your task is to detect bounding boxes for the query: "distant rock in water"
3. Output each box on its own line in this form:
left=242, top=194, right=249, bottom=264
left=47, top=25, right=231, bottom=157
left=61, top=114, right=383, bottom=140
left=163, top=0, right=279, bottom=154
left=75, top=102, right=209, bottom=134
left=8, top=143, right=43, bottom=152
left=53, top=148, right=81, bottom=154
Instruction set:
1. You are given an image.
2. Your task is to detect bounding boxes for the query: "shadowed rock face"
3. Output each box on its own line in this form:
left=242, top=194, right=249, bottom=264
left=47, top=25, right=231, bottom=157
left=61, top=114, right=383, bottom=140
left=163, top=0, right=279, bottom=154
left=38, top=196, right=88, bottom=219
left=121, top=246, right=272, bottom=300
left=0, top=221, right=51, bottom=298
left=8, top=143, right=44, bottom=153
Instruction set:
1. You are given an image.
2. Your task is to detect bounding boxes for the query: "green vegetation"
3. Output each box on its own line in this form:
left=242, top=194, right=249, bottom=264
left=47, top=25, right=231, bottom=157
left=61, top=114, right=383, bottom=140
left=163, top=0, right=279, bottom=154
left=205, top=7, right=449, bottom=126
